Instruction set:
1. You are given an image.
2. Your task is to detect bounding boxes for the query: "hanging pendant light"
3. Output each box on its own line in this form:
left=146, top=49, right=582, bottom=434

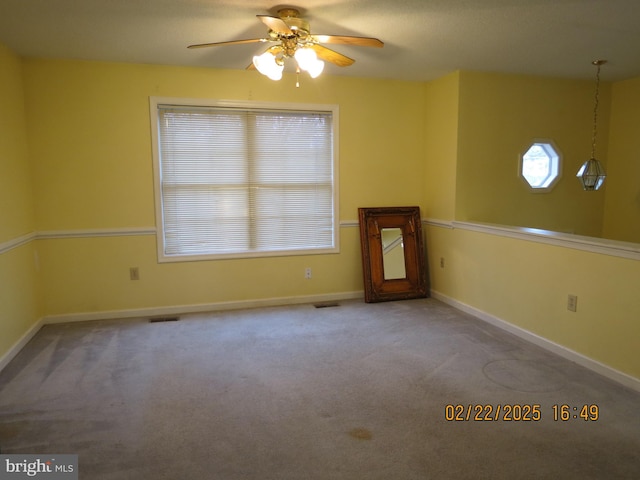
left=576, top=60, right=607, bottom=191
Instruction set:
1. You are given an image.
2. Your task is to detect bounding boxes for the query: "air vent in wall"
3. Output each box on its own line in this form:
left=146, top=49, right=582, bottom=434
left=149, top=316, right=180, bottom=323
left=314, top=303, right=340, bottom=309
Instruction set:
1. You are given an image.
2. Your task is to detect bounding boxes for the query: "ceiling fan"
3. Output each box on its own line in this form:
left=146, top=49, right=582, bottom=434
left=188, top=8, right=384, bottom=82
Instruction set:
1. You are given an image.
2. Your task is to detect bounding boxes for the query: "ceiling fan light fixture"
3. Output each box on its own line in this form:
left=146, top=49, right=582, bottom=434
left=307, top=58, right=325, bottom=78
left=267, top=69, right=283, bottom=81
left=294, top=47, right=324, bottom=78
left=189, top=8, right=383, bottom=86
left=294, top=47, right=316, bottom=69
left=253, top=50, right=283, bottom=80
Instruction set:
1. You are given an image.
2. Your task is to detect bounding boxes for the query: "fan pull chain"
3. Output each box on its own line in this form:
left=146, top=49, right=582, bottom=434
left=296, top=66, right=301, bottom=87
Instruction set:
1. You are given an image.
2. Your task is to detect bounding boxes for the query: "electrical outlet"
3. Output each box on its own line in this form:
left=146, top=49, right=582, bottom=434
left=130, top=267, right=140, bottom=281
left=567, top=294, right=577, bottom=312
left=304, top=267, right=312, bottom=279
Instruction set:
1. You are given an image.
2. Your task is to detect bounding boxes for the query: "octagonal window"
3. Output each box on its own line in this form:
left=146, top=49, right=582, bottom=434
left=520, top=140, right=562, bottom=191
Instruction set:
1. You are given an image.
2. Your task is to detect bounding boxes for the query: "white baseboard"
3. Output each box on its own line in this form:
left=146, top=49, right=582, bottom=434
left=9, top=289, right=638, bottom=394
left=0, top=317, right=45, bottom=372
left=0, top=291, right=363, bottom=374
left=430, top=289, right=640, bottom=393
left=42, top=291, right=365, bottom=325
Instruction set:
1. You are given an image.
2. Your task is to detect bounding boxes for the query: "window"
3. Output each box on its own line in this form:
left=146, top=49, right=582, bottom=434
left=150, top=98, right=338, bottom=261
left=519, top=140, right=562, bottom=192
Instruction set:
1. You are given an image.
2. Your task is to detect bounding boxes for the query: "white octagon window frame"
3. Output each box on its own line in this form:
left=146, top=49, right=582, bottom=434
left=519, top=139, right=562, bottom=192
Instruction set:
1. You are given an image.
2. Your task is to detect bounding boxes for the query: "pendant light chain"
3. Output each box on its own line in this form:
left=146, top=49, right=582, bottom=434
left=590, top=60, right=605, bottom=159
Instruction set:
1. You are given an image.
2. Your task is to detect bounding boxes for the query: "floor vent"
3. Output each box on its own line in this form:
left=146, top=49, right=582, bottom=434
left=314, top=302, right=340, bottom=309
left=149, top=316, right=180, bottom=323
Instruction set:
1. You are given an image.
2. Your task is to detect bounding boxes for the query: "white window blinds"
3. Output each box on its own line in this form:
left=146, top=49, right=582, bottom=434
left=154, top=102, right=337, bottom=260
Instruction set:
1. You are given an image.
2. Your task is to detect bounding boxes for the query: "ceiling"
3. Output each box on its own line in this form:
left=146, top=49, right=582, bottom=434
left=1, top=0, right=639, bottom=82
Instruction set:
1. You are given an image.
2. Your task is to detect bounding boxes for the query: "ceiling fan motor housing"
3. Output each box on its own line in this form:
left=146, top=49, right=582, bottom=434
left=278, top=9, right=310, bottom=39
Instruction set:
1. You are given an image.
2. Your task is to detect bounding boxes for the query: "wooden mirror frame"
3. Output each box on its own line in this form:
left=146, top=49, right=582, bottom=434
left=358, top=206, right=428, bottom=303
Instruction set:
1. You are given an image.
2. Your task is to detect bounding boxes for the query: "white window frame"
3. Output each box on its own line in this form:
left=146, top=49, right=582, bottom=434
left=149, top=97, right=339, bottom=262
left=518, top=139, right=562, bottom=193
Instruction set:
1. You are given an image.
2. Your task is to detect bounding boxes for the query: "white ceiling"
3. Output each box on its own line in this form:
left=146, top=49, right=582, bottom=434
left=1, top=0, right=639, bottom=82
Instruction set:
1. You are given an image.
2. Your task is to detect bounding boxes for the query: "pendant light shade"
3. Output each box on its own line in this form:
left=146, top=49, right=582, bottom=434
left=294, top=47, right=325, bottom=78
left=252, top=49, right=284, bottom=81
left=577, top=60, right=607, bottom=191
left=576, top=158, right=606, bottom=191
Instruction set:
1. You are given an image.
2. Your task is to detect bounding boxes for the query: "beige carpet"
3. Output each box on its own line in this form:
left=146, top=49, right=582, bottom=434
left=1, top=298, right=639, bottom=479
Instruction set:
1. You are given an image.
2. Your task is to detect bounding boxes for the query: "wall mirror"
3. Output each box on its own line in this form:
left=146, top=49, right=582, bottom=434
left=358, top=206, right=428, bottom=303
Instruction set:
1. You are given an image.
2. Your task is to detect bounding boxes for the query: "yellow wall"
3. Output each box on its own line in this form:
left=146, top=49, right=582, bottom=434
left=23, top=58, right=425, bottom=316
left=426, top=224, right=640, bottom=379
left=423, top=71, right=459, bottom=221
left=424, top=70, right=640, bottom=380
left=603, top=76, right=640, bottom=243
left=0, top=44, right=34, bottom=241
left=0, top=44, right=39, bottom=358
left=1, top=44, right=639, bottom=382
left=456, top=71, right=609, bottom=236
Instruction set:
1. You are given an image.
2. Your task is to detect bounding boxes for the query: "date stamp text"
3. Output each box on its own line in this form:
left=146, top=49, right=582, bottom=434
left=444, top=404, right=599, bottom=422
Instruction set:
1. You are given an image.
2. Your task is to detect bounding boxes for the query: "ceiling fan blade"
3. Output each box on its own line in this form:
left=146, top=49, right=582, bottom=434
left=310, top=44, right=355, bottom=67
left=257, top=15, right=293, bottom=35
left=314, top=35, right=384, bottom=48
left=188, top=38, right=268, bottom=49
